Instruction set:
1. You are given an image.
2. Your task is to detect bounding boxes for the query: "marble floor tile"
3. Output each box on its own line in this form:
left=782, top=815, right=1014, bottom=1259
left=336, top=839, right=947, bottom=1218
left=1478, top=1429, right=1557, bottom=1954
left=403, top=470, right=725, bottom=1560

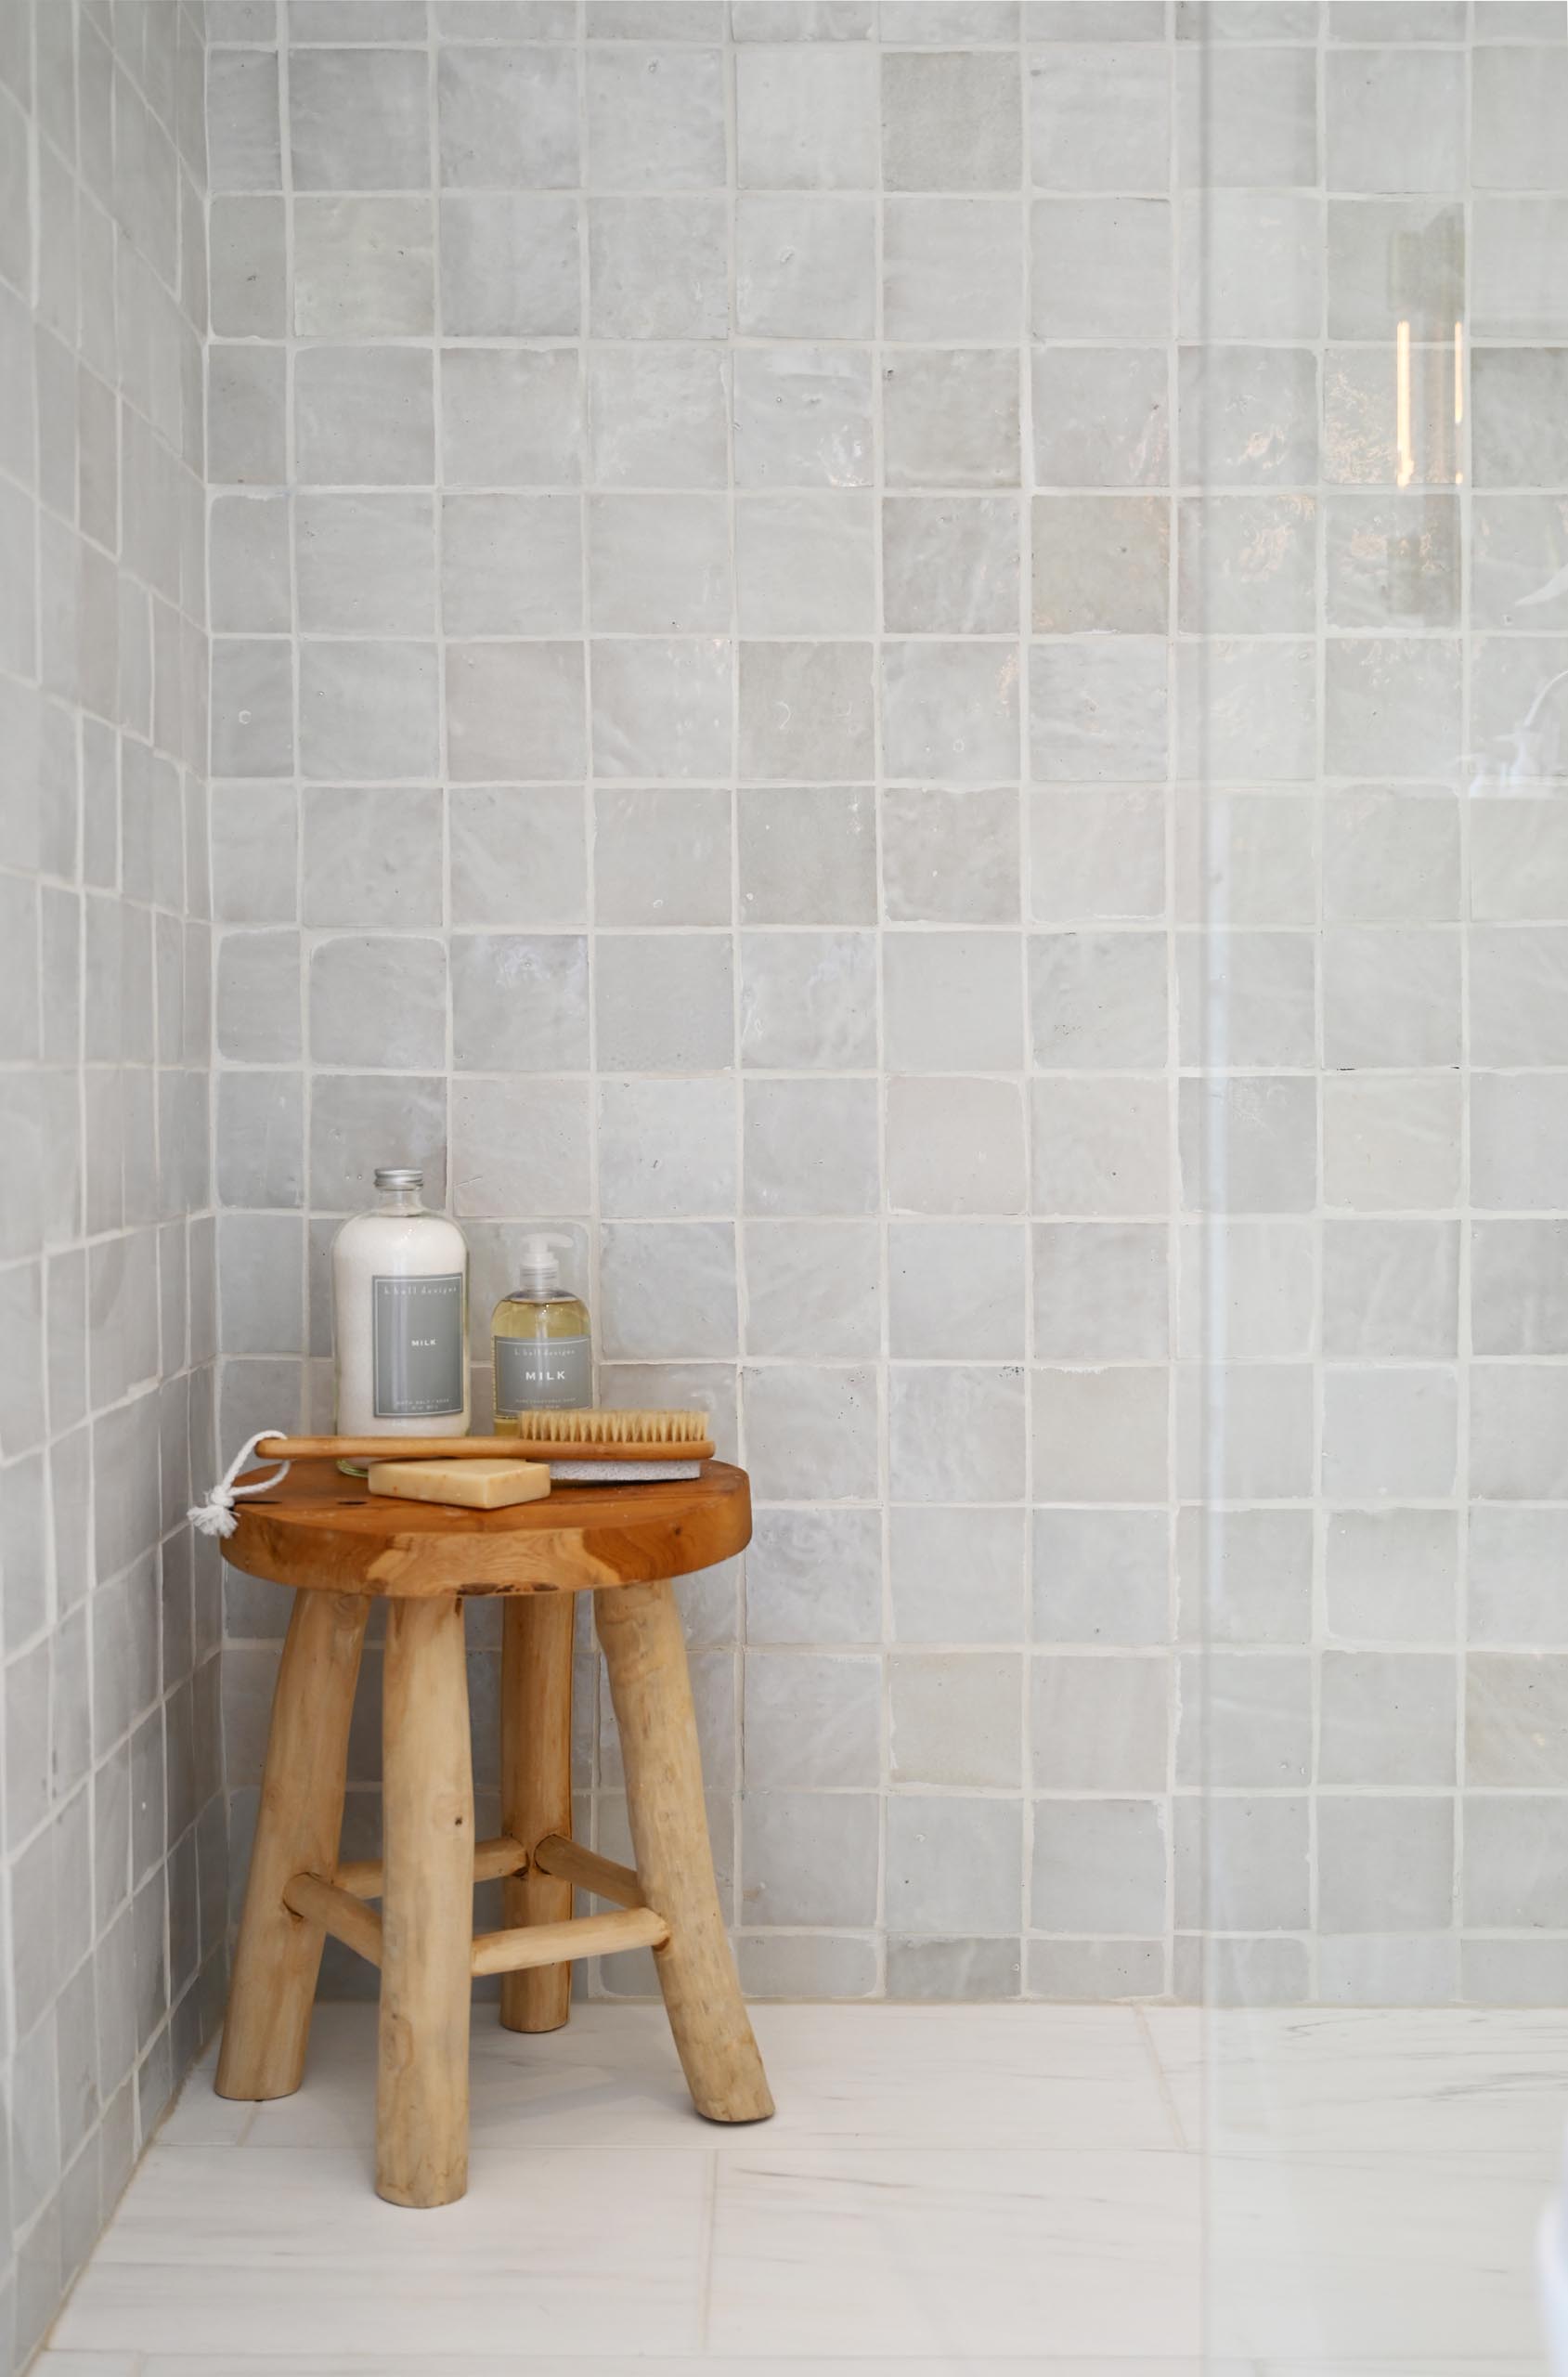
left=1144, top=2004, right=1568, bottom=2157
left=122, top=2363, right=1246, bottom=2377
left=32, top=2358, right=143, bottom=2375
left=54, top=2143, right=709, bottom=2358
left=706, top=2147, right=1202, bottom=2358
left=41, top=2006, right=1566, bottom=2370
left=237, top=2001, right=1182, bottom=2154
left=1210, top=2147, right=1546, bottom=2362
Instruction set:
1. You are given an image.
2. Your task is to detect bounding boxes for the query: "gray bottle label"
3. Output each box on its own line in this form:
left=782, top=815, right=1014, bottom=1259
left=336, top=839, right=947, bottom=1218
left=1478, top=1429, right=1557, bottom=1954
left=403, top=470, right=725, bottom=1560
left=372, top=1273, right=465, bottom=1418
left=495, top=1335, right=591, bottom=1413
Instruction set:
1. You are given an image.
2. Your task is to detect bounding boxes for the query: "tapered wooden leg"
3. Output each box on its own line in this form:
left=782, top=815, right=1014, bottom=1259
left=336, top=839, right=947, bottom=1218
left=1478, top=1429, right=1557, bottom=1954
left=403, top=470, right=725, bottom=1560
left=499, top=1594, right=575, bottom=2033
left=595, top=1581, right=773, bottom=2125
left=377, top=1594, right=474, bottom=2208
left=216, top=1590, right=369, bottom=2101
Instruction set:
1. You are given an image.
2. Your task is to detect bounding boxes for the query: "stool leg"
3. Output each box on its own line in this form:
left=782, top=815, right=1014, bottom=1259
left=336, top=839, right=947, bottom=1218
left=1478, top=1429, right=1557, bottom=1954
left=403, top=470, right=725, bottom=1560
left=216, top=1589, right=369, bottom=2101
left=595, top=1580, right=773, bottom=2125
left=499, top=1593, right=575, bottom=2033
left=377, top=1594, right=474, bottom=2208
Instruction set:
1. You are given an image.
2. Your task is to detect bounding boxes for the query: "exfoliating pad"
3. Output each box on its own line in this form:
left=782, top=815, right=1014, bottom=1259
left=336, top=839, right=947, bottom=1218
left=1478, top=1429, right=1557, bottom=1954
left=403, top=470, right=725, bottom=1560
left=367, top=1459, right=551, bottom=1510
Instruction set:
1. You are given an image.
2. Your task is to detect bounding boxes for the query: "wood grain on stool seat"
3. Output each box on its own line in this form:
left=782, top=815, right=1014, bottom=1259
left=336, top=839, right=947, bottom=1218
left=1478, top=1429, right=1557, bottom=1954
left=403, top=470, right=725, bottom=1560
left=227, top=1458, right=751, bottom=1597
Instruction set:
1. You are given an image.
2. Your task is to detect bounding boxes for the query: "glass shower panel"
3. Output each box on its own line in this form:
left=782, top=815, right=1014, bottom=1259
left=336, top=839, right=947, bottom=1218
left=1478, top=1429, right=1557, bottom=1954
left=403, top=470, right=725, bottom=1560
left=1190, top=3, right=1568, bottom=2368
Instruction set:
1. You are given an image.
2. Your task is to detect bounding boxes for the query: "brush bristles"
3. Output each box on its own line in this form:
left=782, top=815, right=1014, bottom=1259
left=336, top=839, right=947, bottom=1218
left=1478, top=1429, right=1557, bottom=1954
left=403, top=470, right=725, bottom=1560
left=508, top=1408, right=709, bottom=1447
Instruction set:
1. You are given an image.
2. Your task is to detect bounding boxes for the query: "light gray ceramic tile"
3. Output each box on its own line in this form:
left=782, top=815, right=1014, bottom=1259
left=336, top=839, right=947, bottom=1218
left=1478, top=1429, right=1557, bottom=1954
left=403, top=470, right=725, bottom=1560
left=733, top=344, right=874, bottom=491
left=589, top=344, right=728, bottom=488
left=450, top=932, right=589, bottom=1072
left=1321, top=1651, right=1457, bottom=1786
left=294, top=344, right=434, bottom=485
left=742, top=1361, right=880, bottom=1501
left=1178, top=42, right=1317, bottom=187
left=599, top=1220, right=738, bottom=1359
left=1326, top=1508, right=1458, bottom=1645
left=887, top=1795, right=1025, bottom=1935
left=1042, top=489, right=1176, bottom=637
left=889, top=1075, right=1026, bottom=1216
left=735, top=192, right=876, bottom=338
left=590, top=638, right=732, bottom=780
left=1178, top=494, right=1316, bottom=634
left=447, top=641, right=586, bottom=782
left=879, top=785, right=1019, bottom=927
left=745, top=1217, right=881, bottom=1358
left=587, top=43, right=724, bottom=191
left=883, top=197, right=1023, bottom=342
left=1327, top=46, right=1465, bottom=191
left=1032, top=196, right=1172, bottom=339
left=448, top=786, right=587, bottom=928
left=441, top=345, right=581, bottom=487
left=882, top=347, right=1018, bottom=490
left=892, top=1503, right=1026, bottom=1643
left=736, top=786, right=875, bottom=928
left=745, top=1504, right=883, bottom=1646
left=589, top=193, right=729, bottom=338
left=883, top=930, right=1021, bottom=1072
left=1032, top=45, right=1169, bottom=190
left=303, top=787, right=444, bottom=929
left=745, top=1077, right=879, bottom=1218
left=441, top=190, right=579, bottom=335
left=882, top=49, right=1020, bottom=192
left=1033, top=349, right=1169, bottom=491
left=595, top=932, right=733, bottom=1072
left=1030, top=639, right=1168, bottom=783
left=290, top=46, right=431, bottom=188
left=745, top=1651, right=881, bottom=1787
left=293, top=193, right=434, bottom=337
left=736, top=42, right=878, bottom=189
left=1473, top=42, right=1568, bottom=188
left=1327, top=197, right=1463, bottom=339
left=437, top=42, right=579, bottom=188
left=1179, top=189, right=1322, bottom=341
left=1031, top=1798, right=1167, bottom=1936
left=739, top=643, right=875, bottom=783
left=1321, top=1217, right=1459, bottom=1358
left=741, top=930, right=877, bottom=1072
left=1320, top=1794, right=1455, bottom=1932
left=1034, top=1221, right=1168, bottom=1360
left=740, top=491, right=876, bottom=639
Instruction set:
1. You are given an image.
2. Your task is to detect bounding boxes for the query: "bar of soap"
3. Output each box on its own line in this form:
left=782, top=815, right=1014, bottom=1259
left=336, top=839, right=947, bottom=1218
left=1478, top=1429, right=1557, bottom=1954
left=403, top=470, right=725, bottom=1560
left=368, top=1459, right=551, bottom=1510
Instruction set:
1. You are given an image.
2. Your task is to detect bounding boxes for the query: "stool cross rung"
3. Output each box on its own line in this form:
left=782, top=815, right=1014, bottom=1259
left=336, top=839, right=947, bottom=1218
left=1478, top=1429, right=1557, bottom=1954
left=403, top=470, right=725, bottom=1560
left=532, top=1833, right=643, bottom=1909
left=334, top=1834, right=528, bottom=1903
left=470, top=1905, right=668, bottom=1979
left=283, top=1871, right=384, bottom=1969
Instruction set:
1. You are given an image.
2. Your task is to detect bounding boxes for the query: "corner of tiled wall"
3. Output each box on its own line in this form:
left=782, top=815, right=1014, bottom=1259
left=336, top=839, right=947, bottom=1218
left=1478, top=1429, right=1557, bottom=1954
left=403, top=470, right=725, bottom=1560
left=1, top=0, right=226, bottom=2365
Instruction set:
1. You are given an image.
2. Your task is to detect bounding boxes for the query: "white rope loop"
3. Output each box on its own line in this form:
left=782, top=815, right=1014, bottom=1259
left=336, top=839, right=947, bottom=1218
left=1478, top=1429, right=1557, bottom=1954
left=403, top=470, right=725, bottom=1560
left=188, top=1429, right=292, bottom=1539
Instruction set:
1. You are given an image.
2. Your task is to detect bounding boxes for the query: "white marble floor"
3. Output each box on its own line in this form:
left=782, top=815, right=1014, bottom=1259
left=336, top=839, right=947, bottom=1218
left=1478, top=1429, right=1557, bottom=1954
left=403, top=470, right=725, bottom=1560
left=35, top=2000, right=1568, bottom=2375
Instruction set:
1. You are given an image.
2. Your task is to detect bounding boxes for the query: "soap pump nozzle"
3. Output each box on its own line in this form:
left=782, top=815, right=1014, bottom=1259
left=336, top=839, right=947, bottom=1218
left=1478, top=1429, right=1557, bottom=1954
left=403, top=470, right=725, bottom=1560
left=514, top=1231, right=574, bottom=1298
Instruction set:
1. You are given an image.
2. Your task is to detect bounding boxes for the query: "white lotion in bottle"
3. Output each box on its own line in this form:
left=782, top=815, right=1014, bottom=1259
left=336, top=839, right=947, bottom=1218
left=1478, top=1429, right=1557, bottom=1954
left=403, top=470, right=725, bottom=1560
left=332, top=1167, right=470, bottom=1468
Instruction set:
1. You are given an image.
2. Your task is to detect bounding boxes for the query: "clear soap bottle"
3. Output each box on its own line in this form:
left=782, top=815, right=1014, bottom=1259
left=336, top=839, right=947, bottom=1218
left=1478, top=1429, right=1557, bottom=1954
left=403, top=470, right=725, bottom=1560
left=491, top=1233, right=592, bottom=1426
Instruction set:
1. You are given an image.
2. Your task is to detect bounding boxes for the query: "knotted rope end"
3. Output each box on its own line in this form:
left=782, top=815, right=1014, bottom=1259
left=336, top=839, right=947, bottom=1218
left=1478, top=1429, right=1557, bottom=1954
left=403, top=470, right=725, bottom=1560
left=188, top=1429, right=292, bottom=1541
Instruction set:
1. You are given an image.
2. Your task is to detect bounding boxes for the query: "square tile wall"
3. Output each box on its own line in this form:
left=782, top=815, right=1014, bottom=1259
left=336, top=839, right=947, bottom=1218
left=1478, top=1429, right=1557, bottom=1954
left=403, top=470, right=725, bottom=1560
left=207, top=0, right=1568, bottom=2020
left=0, top=2, right=223, bottom=2366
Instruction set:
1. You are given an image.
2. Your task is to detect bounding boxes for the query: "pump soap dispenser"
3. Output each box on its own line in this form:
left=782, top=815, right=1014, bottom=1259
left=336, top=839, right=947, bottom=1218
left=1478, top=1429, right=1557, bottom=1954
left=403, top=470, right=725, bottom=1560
left=491, top=1233, right=592, bottom=1428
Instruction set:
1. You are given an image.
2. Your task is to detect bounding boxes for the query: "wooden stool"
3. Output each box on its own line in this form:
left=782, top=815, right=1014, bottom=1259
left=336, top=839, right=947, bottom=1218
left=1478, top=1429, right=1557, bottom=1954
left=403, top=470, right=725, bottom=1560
left=214, top=1459, right=771, bottom=2206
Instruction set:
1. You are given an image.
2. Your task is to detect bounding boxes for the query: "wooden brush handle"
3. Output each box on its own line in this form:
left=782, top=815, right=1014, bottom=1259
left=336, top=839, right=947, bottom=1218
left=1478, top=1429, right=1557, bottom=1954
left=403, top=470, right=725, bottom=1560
left=254, top=1435, right=714, bottom=1463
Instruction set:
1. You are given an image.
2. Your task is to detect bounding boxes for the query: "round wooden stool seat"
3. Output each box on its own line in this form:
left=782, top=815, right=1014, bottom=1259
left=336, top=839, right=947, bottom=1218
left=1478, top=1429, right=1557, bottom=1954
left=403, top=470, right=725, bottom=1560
left=214, top=1459, right=771, bottom=2208
left=227, top=1457, right=753, bottom=1597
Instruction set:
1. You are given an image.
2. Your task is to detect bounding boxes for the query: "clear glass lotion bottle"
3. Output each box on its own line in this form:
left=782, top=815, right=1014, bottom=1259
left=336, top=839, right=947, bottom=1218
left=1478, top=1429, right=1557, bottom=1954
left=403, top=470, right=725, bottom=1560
left=332, top=1166, right=471, bottom=1472
left=492, top=1233, right=591, bottom=1425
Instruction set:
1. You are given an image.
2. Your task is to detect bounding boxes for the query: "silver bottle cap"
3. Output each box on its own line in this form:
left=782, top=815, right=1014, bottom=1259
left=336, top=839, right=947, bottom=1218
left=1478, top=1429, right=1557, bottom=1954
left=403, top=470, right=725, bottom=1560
left=374, top=1166, right=423, bottom=1189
